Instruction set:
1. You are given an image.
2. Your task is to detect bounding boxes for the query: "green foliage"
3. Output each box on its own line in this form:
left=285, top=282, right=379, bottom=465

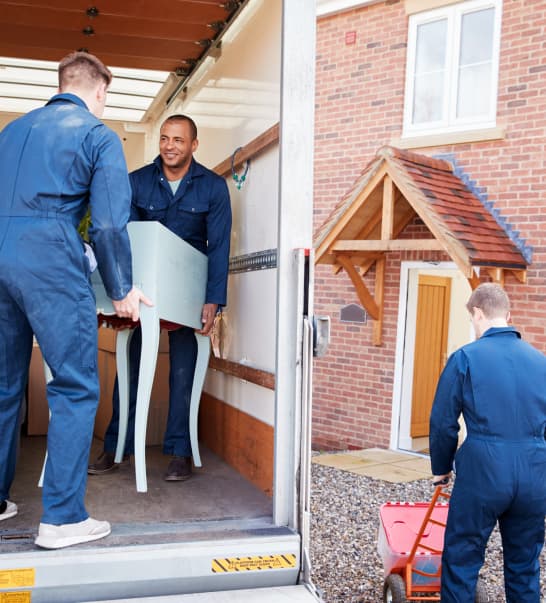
left=78, top=209, right=91, bottom=241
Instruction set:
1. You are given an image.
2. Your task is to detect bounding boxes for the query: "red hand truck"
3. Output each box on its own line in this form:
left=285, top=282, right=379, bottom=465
left=377, top=485, right=488, bottom=602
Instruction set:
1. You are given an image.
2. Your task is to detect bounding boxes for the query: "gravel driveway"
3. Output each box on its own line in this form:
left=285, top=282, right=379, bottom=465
left=310, top=462, right=546, bottom=602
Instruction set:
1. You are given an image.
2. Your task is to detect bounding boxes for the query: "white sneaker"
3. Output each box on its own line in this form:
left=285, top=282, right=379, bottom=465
left=0, top=500, right=17, bottom=521
left=35, top=517, right=111, bottom=549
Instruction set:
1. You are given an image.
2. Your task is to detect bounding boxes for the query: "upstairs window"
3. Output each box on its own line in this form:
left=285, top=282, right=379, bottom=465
left=403, top=0, right=502, bottom=138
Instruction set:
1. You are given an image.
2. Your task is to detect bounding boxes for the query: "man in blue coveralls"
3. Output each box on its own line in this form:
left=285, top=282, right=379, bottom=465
left=0, top=52, right=151, bottom=549
left=430, top=283, right=546, bottom=602
left=88, top=114, right=231, bottom=481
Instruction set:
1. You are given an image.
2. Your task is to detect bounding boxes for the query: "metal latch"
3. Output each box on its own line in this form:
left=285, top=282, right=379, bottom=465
left=312, top=315, right=330, bottom=357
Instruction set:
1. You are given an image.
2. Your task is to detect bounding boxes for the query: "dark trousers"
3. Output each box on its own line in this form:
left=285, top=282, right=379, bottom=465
left=441, top=439, right=546, bottom=603
left=103, top=324, right=197, bottom=458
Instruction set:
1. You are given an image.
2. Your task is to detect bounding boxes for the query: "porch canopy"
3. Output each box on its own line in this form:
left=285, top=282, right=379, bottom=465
left=314, top=146, right=529, bottom=345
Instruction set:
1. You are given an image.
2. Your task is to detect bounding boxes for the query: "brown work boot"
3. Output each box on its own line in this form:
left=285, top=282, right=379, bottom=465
left=164, top=456, right=192, bottom=481
left=88, top=451, right=129, bottom=475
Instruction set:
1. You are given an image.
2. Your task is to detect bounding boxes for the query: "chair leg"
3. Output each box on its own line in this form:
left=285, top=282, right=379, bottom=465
left=189, top=334, right=210, bottom=467
left=114, top=328, right=133, bottom=463
left=134, top=308, right=160, bottom=492
left=38, top=362, right=53, bottom=488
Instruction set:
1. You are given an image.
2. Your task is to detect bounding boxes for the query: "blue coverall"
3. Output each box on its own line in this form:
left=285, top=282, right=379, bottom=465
left=430, top=327, right=546, bottom=603
left=0, top=94, right=133, bottom=524
left=103, top=157, right=231, bottom=457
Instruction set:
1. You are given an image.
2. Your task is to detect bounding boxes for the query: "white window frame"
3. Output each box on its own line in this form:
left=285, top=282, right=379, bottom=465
left=402, top=0, right=502, bottom=139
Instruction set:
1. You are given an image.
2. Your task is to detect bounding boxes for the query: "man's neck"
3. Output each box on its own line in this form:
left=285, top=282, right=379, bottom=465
left=162, top=159, right=192, bottom=182
left=479, top=317, right=509, bottom=338
left=60, top=86, right=102, bottom=117
left=486, top=318, right=509, bottom=330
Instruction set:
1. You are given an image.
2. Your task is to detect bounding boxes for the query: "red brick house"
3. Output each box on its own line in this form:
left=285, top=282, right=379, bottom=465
left=312, top=0, right=546, bottom=453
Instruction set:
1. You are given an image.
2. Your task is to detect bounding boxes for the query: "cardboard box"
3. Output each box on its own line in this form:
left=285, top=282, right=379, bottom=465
left=26, top=329, right=171, bottom=446
left=27, top=342, right=49, bottom=435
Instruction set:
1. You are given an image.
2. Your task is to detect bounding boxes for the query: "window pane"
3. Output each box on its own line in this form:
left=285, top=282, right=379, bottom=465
left=413, top=18, right=447, bottom=125
left=457, top=8, right=495, bottom=119
left=413, top=72, right=444, bottom=124
left=457, top=63, right=491, bottom=118
left=415, top=19, right=448, bottom=73
left=460, top=8, right=494, bottom=66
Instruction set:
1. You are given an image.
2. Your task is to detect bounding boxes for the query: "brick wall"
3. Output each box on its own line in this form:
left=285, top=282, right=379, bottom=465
left=312, top=0, right=546, bottom=450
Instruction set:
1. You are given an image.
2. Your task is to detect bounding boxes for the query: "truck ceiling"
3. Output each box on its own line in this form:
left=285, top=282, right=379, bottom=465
left=0, top=0, right=243, bottom=72
left=0, top=1, right=248, bottom=121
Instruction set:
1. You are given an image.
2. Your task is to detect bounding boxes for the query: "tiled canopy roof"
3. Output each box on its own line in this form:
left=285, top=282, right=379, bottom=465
left=315, top=146, right=529, bottom=272
left=387, top=147, right=528, bottom=269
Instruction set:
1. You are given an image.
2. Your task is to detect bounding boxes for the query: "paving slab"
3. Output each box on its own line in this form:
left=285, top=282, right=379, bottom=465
left=346, top=448, right=412, bottom=463
left=312, top=453, right=380, bottom=470
left=395, top=456, right=432, bottom=473
left=312, top=448, right=432, bottom=483
left=354, top=463, right=429, bottom=483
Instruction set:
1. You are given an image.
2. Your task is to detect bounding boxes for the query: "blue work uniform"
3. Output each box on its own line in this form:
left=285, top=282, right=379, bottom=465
left=0, top=93, right=133, bottom=525
left=103, top=157, right=231, bottom=457
left=430, top=327, right=546, bottom=603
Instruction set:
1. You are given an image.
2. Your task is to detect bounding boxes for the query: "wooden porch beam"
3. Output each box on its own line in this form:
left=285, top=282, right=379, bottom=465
left=331, top=253, right=383, bottom=275
left=487, top=267, right=505, bottom=286
left=468, top=269, right=481, bottom=290
left=381, top=175, right=394, bottom=240
left=316, top=163, right=388, bottom=261
left=336, top=255, right=380, bottom=320
left=509, top=269, right=527, bottom=284
left=360, top=256, right=382, bottom=277
left=372, top=256, right=385, bottom=346
left=332, top=239, right=446, bottom=252
left=355, top=207, right=382, bottom=240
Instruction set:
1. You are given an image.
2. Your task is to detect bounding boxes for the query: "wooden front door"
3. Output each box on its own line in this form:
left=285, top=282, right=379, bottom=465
left=410, top=274, right=451, bottom=438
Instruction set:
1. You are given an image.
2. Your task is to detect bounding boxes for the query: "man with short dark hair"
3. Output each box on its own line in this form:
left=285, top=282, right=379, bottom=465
left=0, top=51, right=151, bottom=548
left=430, top=282, right=546, bottom=602
left=89, top=114, right=231, bottom=481
left=58, top=50, right=113, bottom=91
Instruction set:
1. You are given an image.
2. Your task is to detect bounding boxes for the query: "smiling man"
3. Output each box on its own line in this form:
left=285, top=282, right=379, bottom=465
left=89, top=114, right=232, bottom=481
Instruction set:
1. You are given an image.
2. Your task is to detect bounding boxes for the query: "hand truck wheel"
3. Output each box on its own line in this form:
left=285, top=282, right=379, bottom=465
left=383, top=573, right=407, bottom=603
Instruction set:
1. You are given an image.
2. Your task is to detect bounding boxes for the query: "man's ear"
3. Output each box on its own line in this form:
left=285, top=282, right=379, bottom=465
left=192, top=138, right=199, bottom=154
left=96, top=81, right=108, bottom=103
left=472, top=307, right=484, bottom=321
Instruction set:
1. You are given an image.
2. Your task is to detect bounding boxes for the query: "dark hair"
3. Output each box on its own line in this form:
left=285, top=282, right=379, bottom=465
left=161, top=114, right=198, bottom=140
left=466, top=283, right=510, bottom=318
left=58, top=51, right=112, bottom=90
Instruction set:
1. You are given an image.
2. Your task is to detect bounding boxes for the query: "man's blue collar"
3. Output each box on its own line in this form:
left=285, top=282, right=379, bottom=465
left=153, top=156, right=206, bottom=179
left=46, top=93, right=89, bottom=111
left=482, top=326, right=521, bottom=339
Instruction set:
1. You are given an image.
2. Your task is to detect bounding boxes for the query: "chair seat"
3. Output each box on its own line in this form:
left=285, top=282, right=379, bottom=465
left=97, top=314, right=184, bottom=332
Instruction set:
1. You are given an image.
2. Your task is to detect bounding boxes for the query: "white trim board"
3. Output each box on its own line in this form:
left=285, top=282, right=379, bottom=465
left=316, top=0, right=382, bottom=18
